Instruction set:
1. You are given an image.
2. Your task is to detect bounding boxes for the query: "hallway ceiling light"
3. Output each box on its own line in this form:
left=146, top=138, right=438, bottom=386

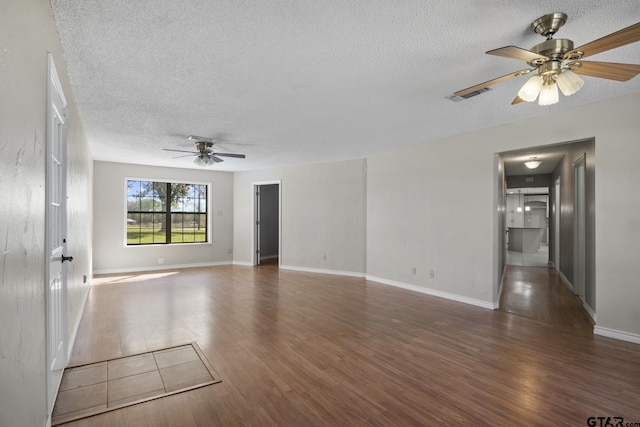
left=524, top=157, right=542, bottom=169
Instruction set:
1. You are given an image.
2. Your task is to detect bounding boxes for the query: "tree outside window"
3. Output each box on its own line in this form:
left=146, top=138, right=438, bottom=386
left=126, top=180, right=208, bottom=245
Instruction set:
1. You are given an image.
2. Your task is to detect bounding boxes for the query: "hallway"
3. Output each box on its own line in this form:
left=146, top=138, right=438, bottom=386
left=499, top=264, right=594, bottom=331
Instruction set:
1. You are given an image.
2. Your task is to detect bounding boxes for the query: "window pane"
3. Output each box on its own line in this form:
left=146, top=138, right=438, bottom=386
left=152, top=214, right=166, bottom=244
left=126, top=180, right=208, bottom=245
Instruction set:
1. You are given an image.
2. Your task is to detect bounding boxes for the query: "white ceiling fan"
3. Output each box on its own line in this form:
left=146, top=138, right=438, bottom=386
left=163, top=135, right=246, bottom=167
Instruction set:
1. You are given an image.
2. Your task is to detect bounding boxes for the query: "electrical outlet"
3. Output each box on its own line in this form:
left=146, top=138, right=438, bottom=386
left=429, top=270, right=435, bottom=278
left=158, top=258, right=164, bottom=265
left=411, top=267, right=417, bottom=275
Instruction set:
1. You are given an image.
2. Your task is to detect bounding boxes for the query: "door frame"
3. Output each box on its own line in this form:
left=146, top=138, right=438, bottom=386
left=553, top=177, right=560, bottom=269
left=252, top=180, right=281, bottom=266
left=573, top=154, right=586, bottom=298
left=45, top=53, right=69, bottom=415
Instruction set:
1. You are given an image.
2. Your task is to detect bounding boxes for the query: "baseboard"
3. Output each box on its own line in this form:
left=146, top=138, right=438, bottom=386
left=558, top=270, right=574, bottom=292
left=45, top=414, right=52, bottom=427
left=582, top=300, right=596, bottom=322
left=365, top=275, right=497, bottom=310
left=232, top=261, right=254, bottom=266
left=67, top=283, right=91, bottom=361
left=594, top=326, right=640, bottom=344
left=280, top=264, right=366, bottom=278
left=93, top=261, right=233, bottom=275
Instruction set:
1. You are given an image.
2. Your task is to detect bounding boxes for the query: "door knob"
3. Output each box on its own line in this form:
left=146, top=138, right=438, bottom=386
left=61, top=255, right=74, bottom=263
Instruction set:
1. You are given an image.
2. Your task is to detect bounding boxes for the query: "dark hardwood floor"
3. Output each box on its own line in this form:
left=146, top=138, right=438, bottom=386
left=499, top=265, right=594, bottom=331
left=63, top=264, right=640, bottom=426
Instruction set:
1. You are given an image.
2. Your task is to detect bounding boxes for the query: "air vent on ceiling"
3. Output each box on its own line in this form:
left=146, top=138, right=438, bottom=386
left=446, top=87, right=492, bottom=102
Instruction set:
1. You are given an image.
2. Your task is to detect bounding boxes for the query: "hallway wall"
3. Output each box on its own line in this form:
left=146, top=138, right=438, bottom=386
left=552, top=139, right=596, bottom=312
left=0, top=2, right=93, bottom=426
left=366, top=93, right=639, bottom=338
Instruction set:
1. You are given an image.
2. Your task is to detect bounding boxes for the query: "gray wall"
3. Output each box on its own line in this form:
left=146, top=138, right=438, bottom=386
left=366, top=93, right=639, bottom=336
left=234, top=159, right=367, bottom=274
left=93, top=161, right=234, bottom=272
left=506, top=173, right=553, bottom=189
left=551, top=139, right=596, bottom=312
left=259, top=184, right=279, bottom=259
left=0, top=1, right=93, bottom=426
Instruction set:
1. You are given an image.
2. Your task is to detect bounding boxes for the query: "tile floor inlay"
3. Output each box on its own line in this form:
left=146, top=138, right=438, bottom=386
left=52, top=342, right=221, bottom=426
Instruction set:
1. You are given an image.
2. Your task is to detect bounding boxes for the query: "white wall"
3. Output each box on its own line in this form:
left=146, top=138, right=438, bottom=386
left=234, top=159, right=367, bottom=274
left=93, top=162, right=234, bottom=273
left=366, top=92, right=640, bottom=337
left=0, top=1, right=93, bottom=426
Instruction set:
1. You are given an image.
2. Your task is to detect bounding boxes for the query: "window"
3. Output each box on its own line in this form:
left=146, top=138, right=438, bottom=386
left=126, top=180, right=208, bottom=245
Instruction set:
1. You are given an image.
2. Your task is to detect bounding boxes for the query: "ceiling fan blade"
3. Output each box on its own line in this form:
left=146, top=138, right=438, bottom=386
left=454, top=69, right=533, bottom=98
left=210, top=155, right=224, bottom=163
left=172, top=154, right=197, bottom=159
left=163, top=148, right=198, bottom=154
left=567, top=22, right=640, bottom=60
left=212, top=152, right=246, bottom=159
left=511, top=96, right=526, bottom=105
left=570, top=61, right=640, bottom=82
left=486, top=46, right=549, bottom=63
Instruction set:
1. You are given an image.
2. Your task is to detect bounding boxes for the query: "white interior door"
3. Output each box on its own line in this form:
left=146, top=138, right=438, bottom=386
left=46, top=54, right=69, bottom=414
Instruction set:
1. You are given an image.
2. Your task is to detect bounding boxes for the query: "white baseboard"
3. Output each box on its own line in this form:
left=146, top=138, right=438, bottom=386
left=93, top=261, right=233, bottom=275
left=594, top=326, right=640, bottom=344
left=582, top=300, right=596, bottom=322
left=233, top=261, right=254, bottom=266
left=280, top=264, right=366, bottom=278
left=365, top=275, right=497, bottom=310
left=67, top=283, right=91, bottom=361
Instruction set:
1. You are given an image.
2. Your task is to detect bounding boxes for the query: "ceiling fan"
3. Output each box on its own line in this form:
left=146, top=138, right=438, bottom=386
left=454, top=13, right=640, bottom=106
left=163, top=135, right=246, bottom=166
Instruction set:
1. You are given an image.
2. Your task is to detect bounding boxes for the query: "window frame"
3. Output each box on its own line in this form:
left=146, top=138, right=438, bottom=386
left=124, top=177, right=211, bottom=247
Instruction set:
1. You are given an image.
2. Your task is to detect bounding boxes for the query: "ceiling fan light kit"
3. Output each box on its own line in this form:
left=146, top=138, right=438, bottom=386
left=454, top=13, right=640, bottom=107
left=163, top=135, right=246, bottom=167
left=517, top=75, right=543, bottom=101
left=555, top=69, right=584, bottom=96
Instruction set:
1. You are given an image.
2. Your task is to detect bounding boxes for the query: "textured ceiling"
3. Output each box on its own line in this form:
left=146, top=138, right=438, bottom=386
left=50, top=1, right=640, bottom=171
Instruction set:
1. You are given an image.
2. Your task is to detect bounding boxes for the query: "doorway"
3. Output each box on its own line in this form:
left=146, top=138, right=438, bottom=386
left=253, top=181, right=281, bottom=266
left=46, top=54, right=69, bottom=415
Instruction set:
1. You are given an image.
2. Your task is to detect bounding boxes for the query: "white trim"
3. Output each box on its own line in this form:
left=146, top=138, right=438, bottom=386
left=583, top=300, right=596, bottom=322
left=45, top=415, right=52, bottom=427
left=594, top=326, right=640, bottom=345
left=280, top=264, right=365, bottom=278
left=366, top=275, right=498, bottom=310
left=252, top=180, right=282, bottom=267
left=67, top=283, right=91, bottom=360
left=93, top=261, right=232, bottom=275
